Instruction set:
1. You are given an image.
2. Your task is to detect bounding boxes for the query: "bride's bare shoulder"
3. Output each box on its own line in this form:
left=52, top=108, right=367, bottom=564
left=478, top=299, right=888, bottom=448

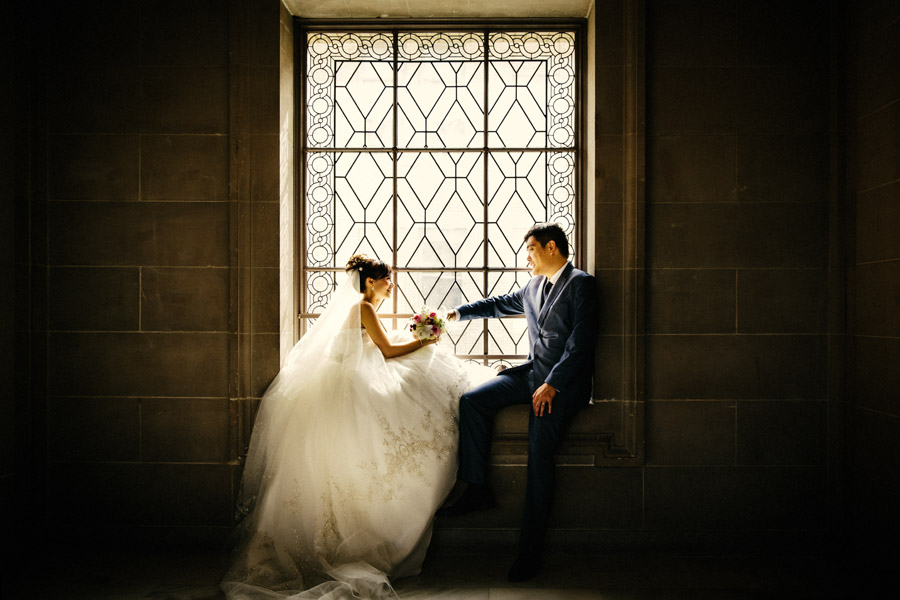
left=357, top=300, right=378, bottom=325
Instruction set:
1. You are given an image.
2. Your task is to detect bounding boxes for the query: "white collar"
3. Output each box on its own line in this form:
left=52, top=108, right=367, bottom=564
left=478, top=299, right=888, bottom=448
left=546, top=262, right=569, bottom=288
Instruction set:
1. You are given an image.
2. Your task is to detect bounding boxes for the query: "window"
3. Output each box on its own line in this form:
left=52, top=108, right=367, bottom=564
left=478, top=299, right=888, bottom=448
left=300, top=26, right=581, bottom=367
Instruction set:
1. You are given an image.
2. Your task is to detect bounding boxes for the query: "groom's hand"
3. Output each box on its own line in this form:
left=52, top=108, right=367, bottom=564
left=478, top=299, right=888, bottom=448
left=446, top=309, right=459, bottom=321
left=532, top=383, right=557, bottom=417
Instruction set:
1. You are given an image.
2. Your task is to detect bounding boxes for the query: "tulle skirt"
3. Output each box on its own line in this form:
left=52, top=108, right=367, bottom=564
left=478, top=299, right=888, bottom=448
left=222, top=331, right=495, bottom=599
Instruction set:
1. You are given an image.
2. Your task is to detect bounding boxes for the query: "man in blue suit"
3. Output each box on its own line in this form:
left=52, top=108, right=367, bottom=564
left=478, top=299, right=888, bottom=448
left=439, top=222, right=598, bottom=582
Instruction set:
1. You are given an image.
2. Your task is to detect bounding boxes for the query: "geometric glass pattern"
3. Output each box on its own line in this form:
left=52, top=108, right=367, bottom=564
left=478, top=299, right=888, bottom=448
left=303, top=29, right=578, bottom=365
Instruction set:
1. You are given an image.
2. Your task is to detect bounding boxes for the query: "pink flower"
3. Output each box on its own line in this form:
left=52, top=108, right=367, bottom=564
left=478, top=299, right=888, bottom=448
left=414, top=314, right=422, bottom=322
left=430, top=312, right=436, bottom=318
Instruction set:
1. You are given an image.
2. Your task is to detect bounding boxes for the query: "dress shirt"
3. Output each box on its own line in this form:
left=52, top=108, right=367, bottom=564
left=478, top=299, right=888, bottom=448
left=545, top=262, right=568, bottom=289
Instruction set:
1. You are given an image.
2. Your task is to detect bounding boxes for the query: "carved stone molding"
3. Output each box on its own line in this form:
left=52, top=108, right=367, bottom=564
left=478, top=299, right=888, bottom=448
left=586, top=0, right=646, bottom=465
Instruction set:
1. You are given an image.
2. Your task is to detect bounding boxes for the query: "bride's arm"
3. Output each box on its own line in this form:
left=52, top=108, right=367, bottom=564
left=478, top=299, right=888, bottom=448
left=360, top=302, right=435, bottom=358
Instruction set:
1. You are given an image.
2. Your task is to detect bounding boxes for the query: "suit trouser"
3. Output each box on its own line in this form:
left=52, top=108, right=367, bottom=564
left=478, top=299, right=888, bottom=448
left=457, top=367, right=585, bottom=554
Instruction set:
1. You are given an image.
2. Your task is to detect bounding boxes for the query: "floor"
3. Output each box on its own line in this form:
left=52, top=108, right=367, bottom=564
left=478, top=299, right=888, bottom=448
left=4, top=543, right=859, bottom=600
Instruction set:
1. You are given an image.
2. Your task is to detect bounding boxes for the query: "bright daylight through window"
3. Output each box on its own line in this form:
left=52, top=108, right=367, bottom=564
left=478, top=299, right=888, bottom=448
left=301, top=29, right=579, bottom=366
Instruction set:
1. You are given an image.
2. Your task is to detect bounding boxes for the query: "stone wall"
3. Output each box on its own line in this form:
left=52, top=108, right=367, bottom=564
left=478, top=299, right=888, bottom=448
left=641, top=0, right=831, bottom=540
left=8, top=0, right=869, bottom=554
left=846, top=0, right=900, bottom=551
left=25, top=0, right=282, bottom=542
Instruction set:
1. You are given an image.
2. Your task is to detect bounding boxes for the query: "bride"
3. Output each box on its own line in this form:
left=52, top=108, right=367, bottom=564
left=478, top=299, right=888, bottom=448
left=221, top=255, right=495, bottom=599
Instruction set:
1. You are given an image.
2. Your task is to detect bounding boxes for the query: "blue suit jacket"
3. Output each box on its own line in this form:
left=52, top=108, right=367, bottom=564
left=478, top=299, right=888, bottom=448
left=457, top=262, right=598, bottom=403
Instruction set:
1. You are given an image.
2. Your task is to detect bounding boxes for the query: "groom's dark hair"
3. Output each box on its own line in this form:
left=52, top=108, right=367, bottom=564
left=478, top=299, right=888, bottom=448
left=524, top=223, right=569, bottom=258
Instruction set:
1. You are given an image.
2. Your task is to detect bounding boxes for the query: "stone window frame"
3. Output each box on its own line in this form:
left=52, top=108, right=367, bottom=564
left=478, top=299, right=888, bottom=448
left=272, top=3, right=646, bottom=467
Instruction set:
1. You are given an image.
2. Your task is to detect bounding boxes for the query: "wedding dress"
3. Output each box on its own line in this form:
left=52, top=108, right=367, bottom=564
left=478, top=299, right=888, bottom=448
left=221, top=271, right=495, bottom=600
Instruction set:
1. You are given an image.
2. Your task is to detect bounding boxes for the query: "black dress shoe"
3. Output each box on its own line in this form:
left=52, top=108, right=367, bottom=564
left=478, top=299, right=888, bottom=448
left=435, top=484, right=495, bottom=517
left=507, top=551, right=543, bottom=582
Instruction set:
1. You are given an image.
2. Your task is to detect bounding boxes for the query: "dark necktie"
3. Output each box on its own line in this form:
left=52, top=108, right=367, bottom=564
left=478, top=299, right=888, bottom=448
left=541, top=279, right=552, bottom=308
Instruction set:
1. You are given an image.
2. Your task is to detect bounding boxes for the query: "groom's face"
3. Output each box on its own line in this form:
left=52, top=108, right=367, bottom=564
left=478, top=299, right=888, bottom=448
left=524, top=235, right=552, bottom=277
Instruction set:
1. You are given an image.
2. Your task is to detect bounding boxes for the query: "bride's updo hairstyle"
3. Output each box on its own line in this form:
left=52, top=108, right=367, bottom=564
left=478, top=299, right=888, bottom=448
left=346, top=254, right=391, bottom=292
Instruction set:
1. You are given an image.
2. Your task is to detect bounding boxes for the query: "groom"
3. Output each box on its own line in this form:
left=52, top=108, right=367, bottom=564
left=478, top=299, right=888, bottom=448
left=440, top=222, right=598, bottom=582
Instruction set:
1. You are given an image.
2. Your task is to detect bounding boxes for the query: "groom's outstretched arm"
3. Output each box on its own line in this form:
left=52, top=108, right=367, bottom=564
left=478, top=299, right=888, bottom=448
left=454, top=288, right=526, bottom=321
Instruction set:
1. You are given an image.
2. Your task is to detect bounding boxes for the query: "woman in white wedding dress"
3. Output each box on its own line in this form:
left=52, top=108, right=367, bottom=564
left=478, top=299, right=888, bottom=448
left=221, top=255, right=495, bottom=600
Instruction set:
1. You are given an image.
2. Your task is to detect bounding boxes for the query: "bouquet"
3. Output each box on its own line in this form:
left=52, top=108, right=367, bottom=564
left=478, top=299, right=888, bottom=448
left=408, top=307, right=447, bottom=342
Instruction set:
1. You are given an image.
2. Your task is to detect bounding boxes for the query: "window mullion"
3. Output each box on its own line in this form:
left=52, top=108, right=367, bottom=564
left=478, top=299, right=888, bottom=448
left=392, top=30, right=399, bottom=331
left=482, top=30, right=490, bottom=365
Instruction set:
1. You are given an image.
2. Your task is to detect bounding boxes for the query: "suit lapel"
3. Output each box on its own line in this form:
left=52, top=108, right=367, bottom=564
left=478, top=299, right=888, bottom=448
left=537, top=262, right=573, bottom=326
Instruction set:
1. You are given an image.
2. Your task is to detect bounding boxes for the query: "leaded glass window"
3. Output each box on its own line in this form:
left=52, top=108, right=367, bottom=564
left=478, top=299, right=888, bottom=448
left=301, top=28, right=580, bottom=367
